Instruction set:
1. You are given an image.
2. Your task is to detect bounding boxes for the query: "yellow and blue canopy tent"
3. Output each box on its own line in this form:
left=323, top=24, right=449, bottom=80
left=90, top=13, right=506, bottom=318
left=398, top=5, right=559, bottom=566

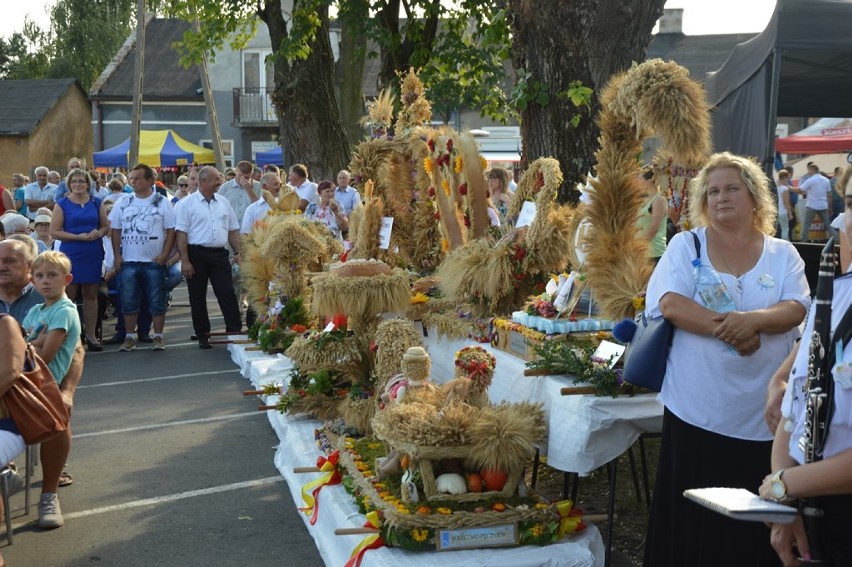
left=93, top=129, right=216, bottom=168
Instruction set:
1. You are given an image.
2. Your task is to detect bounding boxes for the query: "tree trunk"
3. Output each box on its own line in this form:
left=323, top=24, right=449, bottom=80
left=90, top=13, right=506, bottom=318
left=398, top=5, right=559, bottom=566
left=376, top=0, right=440, bottom=89
left=508, top=0, right=666, bottom=203
left=263, top=1, right=350, bottom=182
left=338, top=0, right=369, bottom=148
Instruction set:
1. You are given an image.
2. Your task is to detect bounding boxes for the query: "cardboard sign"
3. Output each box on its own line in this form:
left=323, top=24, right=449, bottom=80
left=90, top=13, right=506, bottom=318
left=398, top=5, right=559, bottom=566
left=436, top=523, right=518, bottom=551
left=592, top=340, right=626, bottom=367
left=515, top=201, right=537, bottom=228
left=378, top=217, right=394, bottom=249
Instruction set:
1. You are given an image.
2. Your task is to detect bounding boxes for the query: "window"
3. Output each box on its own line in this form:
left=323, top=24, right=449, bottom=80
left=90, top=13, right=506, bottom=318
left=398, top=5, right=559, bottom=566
left=242, top=49, right=274, bottom=92
left=200, top=139, right=234, bottom=168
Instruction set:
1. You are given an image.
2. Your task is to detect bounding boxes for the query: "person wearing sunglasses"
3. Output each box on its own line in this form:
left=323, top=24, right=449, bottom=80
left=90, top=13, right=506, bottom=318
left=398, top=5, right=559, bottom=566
left=172, top=175, right=190, bottom=203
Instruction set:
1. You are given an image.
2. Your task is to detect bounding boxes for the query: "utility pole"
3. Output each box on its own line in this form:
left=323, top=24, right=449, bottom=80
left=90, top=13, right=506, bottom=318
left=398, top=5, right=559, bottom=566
left=129, top=0, right=146, bottom=168
left=195, top=18, right=225, bottom=170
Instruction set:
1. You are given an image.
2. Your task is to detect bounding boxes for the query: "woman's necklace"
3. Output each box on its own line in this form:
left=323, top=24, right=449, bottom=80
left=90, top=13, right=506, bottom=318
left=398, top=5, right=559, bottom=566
left=711, top=227, right=756, bottom=293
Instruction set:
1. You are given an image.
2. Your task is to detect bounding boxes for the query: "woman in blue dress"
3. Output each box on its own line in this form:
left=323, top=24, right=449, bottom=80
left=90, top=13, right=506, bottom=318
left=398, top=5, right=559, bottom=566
left=50, top=169, right=109, bottom=350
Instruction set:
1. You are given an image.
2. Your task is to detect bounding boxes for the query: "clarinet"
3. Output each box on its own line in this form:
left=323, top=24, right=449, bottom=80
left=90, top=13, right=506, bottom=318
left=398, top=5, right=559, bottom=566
left=797, top=237, right=835, bottom=565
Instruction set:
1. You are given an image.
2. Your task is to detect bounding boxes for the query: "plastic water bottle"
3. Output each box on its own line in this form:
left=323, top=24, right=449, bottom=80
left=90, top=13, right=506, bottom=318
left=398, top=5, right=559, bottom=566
left=692, top=258, right=736, bottom=313
left=693, top=258, right=738, bottom=354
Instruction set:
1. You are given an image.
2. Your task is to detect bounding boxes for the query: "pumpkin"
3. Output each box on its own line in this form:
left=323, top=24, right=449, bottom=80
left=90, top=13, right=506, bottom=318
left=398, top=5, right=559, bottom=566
left=481, top=469, right=509, bottom=491
left=466, top=472, right=484, bottom=493
left=416, top=505, right=432, bottom=515
left=492, top=502, right=506, bottom=512
left=435, top=473, right=467, bottom=495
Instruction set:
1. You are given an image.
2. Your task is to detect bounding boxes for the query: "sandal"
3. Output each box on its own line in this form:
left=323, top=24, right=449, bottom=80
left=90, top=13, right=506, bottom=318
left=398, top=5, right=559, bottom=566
left=58, top=470, right=74, bottom=487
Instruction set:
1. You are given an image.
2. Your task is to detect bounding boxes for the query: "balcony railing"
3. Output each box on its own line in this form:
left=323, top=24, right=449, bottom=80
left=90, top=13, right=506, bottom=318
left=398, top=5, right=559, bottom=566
left=233, top=87, right=278, bottom=126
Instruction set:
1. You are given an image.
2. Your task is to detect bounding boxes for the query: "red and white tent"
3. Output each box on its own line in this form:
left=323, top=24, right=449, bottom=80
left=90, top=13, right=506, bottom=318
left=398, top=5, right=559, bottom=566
left=775, top=117, right=852, bottom=154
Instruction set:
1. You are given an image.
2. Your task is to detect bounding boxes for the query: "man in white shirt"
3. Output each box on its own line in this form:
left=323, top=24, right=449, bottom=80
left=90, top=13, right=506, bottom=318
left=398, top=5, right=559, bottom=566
left=334, top=170, right=362, bottom=215
left=217, top=160, right=260, bottom=227
left=288, top=163, right=318, bottom=209
left=793, top=163, right=836, bottom=242
left=109, top=164, right=177, bottom=352
left=240, top=172, right=285, bottom=235
left=175, top=166, right=243, bottom=348
left=24, top=166, right=57, bottom=219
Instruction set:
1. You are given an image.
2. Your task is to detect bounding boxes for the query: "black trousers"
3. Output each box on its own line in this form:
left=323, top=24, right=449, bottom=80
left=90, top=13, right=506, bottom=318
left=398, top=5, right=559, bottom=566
left=186, top=245, right=242, bottom=337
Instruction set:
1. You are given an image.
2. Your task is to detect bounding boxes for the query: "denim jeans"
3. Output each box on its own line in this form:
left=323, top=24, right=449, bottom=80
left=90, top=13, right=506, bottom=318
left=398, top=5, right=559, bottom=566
left=166, top=262, right=183, bottom=292
left=119, top=262, right=167, bottom=315
left=110, top=275, right=151, bottom=336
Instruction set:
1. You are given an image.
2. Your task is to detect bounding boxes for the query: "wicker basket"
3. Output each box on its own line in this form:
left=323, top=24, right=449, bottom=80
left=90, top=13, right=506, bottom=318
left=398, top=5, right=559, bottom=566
left=397, top=443, right=526, bottom=502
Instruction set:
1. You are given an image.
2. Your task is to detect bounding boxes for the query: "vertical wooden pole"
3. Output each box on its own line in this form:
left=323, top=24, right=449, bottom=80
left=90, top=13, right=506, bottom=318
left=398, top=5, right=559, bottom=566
left=129, top=2, right=146, bottom=168
left=195, top=18, right=225, bottom=171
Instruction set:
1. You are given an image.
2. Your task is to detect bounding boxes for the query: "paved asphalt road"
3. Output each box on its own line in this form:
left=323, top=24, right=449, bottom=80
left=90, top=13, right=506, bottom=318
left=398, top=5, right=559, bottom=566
left=2, top=285, right=323, bottom=567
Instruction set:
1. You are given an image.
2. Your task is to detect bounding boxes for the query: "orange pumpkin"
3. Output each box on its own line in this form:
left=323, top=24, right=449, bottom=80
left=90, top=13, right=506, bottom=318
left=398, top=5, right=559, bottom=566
left=415, top=505, right=432, bottom=515
left=481, top=469, right=508, bottom=491
left=492, top=502, right=506, bottom=512
left=466, top=472, right=484, bottom=493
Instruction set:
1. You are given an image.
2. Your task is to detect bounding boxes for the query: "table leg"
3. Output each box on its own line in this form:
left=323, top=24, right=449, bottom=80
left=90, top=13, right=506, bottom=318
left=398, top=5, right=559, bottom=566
left=530, top=448, right=540, bottom=488
left=605, top=457, right=618, bottom=567
left=627, top=445, right=642, bottom=504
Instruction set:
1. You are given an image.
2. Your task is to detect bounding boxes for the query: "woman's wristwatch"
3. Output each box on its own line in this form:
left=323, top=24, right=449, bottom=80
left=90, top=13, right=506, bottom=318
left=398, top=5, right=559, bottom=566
left=769, top=469, right=790, bottom=502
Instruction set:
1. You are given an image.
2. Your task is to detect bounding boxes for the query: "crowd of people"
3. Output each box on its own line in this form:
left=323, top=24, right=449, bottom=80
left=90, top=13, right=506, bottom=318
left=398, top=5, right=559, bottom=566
left=0, top=156, right=521, bottom=542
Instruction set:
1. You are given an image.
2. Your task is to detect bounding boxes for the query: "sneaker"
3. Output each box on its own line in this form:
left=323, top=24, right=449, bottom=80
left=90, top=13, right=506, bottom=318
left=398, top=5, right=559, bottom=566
left=152, top=336, right=166, bottom=351
left=38, top=493, right=64, bottom=529
left=119, top=337, right=137, bottom=352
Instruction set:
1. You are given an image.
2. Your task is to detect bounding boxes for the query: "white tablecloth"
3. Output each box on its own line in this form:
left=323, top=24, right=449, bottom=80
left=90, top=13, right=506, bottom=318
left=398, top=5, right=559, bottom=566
left=228, top=342, right=605, bottom=567
left=422, top=328, right=664, bottom=475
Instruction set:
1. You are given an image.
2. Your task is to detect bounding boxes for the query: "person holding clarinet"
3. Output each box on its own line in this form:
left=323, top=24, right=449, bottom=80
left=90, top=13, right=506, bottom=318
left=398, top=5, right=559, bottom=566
left=759, top=234, right=852, bottom=566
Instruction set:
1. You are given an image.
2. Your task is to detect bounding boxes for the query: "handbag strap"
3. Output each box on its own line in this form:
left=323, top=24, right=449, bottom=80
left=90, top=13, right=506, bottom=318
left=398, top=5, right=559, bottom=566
left=690, top=230, right=701, bottom=261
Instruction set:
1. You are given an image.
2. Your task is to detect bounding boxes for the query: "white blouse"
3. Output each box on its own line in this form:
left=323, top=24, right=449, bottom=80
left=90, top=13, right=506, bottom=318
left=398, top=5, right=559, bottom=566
left=645, top=227, right=811, bottom=440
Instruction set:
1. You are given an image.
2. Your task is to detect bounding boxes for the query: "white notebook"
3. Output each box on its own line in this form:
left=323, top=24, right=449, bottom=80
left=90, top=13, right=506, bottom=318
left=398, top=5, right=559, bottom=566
left=683, top=487, right=798, bottom=524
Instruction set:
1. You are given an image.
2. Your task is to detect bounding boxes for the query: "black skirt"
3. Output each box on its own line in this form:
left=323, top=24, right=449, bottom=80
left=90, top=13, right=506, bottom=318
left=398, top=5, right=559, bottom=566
left=643, top=408, right=781, bottom=567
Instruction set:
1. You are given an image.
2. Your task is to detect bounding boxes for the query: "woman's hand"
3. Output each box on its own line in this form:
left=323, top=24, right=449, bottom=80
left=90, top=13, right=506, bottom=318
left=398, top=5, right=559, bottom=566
left=329, top=200, right=339, bottom=214
left=712, top=311, right=761, bottom=354
left=769, top=517, right=809, bottom=566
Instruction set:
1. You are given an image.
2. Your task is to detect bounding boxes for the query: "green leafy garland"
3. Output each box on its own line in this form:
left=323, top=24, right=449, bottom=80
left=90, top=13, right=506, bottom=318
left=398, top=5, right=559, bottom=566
left=526, top=340, right=643, bottom=398
left=250, top=296, right=310, bottom=353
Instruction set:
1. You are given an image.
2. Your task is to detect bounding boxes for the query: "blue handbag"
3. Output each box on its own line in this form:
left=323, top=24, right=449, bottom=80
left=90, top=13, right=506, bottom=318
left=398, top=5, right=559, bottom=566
left=622, top=232, right=700, bottom=392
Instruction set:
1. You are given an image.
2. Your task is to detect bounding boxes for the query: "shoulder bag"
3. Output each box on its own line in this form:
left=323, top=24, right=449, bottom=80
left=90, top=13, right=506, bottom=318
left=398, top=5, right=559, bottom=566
left=622, top=232, right=701, bottom=392
left=0, top=314, right=70, bottom=444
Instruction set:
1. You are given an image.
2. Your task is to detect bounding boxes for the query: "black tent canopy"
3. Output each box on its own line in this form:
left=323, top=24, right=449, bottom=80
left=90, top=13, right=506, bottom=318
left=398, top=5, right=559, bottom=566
left=704, top=0, right=852, bottom=169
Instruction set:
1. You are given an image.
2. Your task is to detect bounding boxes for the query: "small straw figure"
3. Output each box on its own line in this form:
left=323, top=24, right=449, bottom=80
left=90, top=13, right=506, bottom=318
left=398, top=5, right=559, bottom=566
left=449, top=346, right=496, bottom=408
left=397, top=347, right=440, bottom=405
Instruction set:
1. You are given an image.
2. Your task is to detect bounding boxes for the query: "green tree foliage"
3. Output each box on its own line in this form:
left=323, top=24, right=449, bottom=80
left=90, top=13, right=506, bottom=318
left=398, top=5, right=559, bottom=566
left=0, top=1, right=135, bottom=91
left=47, top=0, right=136, bottom=90
left=365, top=0, right=513, bottom=123
left=0, top=20, right=51, bottom=80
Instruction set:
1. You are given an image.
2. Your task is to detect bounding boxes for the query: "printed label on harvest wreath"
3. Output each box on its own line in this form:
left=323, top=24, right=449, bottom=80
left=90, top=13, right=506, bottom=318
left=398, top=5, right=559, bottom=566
left=509, top=330, right=528, bottom=357
left=436, top=523, right=518, bottom=551
left=378, top=217, right=394, bottom=249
